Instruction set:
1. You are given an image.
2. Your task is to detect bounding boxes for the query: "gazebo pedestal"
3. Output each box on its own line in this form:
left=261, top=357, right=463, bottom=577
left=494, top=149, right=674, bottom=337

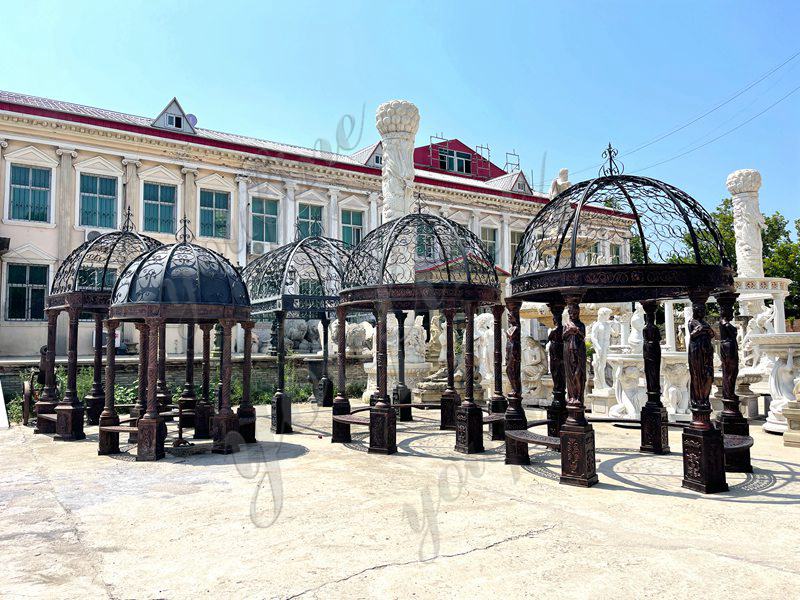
left=212, top=413, right=241, bottom=454
left=136, top=417, right=167, bottom=461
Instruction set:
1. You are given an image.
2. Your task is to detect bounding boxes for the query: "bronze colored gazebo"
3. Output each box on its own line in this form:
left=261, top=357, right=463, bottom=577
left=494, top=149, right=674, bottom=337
left=506, top=148, right=751, bottom=493
left=334, top=209, right=501, bottom=455
left=241, top=232, right=351, bottom=434
left=102, top=220, right=252, bottom=460
left=37, top=209, right=160, bottom=441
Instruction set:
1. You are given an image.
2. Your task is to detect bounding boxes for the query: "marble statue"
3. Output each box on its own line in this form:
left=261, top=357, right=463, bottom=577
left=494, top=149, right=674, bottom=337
left=662, top=362, right=691, bottom=417
left=375, top=100, right=420, bottom=221
left=285, top=319, right=308, bottom=350
left=306, top=319, right=322, bottom=353
left=681, top=305, right=693, bottom=351
left=766, top=350, right=797, bottom=432
left=754, top=304, right=776, bottom=334
left=346, top=322, right=369, bottom=356
left=521, top=336, right=548, bottom=401
left=407, top=315, right=428, bottom=364
left=727, top=169, right=765, bottom=279
left=473, top=313, right=495, bottom=382
left=427, top=314, right=443, bottom=364
left=609, top=365, right=645, bottom=418
left=589, top=307, right=614, bottom=390
left=549, top=168, right=571, bottom=199
left=628, top=303, right=645, bottom=354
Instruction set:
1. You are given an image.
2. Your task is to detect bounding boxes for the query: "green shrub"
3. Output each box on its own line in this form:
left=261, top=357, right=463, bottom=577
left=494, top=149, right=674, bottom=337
left=54, top=365, right=94, bottom=402
left=6, top=394, right=24, bottom=424
left=345, top=381, right=365, bottom=399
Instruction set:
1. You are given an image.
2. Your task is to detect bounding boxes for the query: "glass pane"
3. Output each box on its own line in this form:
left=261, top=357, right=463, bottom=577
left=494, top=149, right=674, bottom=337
left=342, top=227, right=352, bottom=246
left=80, top=194, right=97, bottom=226
left=252, top=215, right=264, bottom=242
left=200, top=190, right=214, bottom=208
left=7, top=287, right=27, bottom=319
left=30, top=189, right=49, bottom=222
left=311, top=205, right=322, bottom=220
left=266, top=218, right=277, bottom=242
left=160, top=184, right=176, bottom=204
left=99, top=197, right=116, bottom=228
left=298, top=204, right=309, bottom=219
left=10, top=165, right=29, bottom=186
left=215, top=192, right=228, bottom=210
left=98, top=176, right=116, bottom=197
left=30, top=288, right=45, bottom=320
left=252, top=198, right=264, bottom=214
left=160, top=204, right=175, bottom=233
left=266, top=199, right=278, bottom=216
left=80, top=174, right=96, bottom=194
left=143, top=182, right=158, bottom=202
left=341, top=210, right=351, bottom=225
left=31, top=168, right=51, bottom=188
left=144, top=202, right=158, bottom=232
left=8, top=265, right=27, bottom=284
left=10, top=188, right=29, bottom=219
left=215, top=211, right=228, bottom=237
left=200, top=209, right=213, bottom=236
left=353, top=211, right=363, bottom=226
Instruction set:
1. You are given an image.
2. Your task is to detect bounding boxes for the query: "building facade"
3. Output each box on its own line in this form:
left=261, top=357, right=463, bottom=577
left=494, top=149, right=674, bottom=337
left=0, top=91, right=631, bottom=357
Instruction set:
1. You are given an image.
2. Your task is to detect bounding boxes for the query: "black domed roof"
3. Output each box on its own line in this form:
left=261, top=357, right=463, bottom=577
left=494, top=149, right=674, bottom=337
left=112, top=241, right=249, bottom=308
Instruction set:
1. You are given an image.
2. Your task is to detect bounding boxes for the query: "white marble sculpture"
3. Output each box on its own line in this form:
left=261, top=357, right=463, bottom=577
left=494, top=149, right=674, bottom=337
left=628, top=303, right=645, bottom=354
left=609, top=365, right=645, bottom=418
left=407, top=315, right=428, bottom=364
left=285, top=319, right=308, bottom=350
left=375, top=100, right=420, bottom=221
left=346, top=322, right=369, bottom=357
left=549, top=168, right=571, bottom=199
left=521, top=336, right=548, bottom=401
left=681, top=305, right=693, bottom=351
left=766, top=350, right=797, bottom=433
left=427, top=313, right=443, bottom=364
left=727, top=169, right=767, bottom=315
left=662, top=361, right=691, bottom=418
left=589, top=307, right=614, bottom=390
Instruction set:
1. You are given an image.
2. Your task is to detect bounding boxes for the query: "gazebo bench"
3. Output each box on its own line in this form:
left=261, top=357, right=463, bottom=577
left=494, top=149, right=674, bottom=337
left=37, top=413, right=57, bottom=422
left=505, top=429, right=561, bottom=450
left=332, top=414, right=371, bottom=426
left=723, top=434, right=754, bottom=451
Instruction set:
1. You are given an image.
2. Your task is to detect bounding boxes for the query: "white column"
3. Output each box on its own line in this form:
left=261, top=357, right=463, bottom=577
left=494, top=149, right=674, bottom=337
left=328, top=187, right=339, bottom=239
left=236, top=175, right=249, bottom=266
left=282, top=182, right=297, bottom=243
left=368, top=191, right=379, bottom=231
left=663, top=300, right=676, bottom=350
left=773, top=293, right=787, bottom=334
left=501, top=214, right=511, bottom=272
left=0, top=140, right=7, bottom=217
left=122, top=157, right=141, bottom=217
left=181, top=166, right=198, bottom=234
left=726, top=169, right=764, bottom=278
left=471, top=209, right=482, bottom=238
left=55, top=148, right=77, bottom=260
left=375, top=100, right=420, bottom=221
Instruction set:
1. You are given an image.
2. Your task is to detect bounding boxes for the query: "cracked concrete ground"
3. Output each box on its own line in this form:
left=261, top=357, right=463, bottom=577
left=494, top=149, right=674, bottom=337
left=1, top=404, right=799, bottom=599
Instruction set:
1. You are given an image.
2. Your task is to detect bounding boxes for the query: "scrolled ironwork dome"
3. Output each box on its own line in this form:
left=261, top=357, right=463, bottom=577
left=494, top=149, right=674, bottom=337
left=341, top=211, right=499, bottom=308
left=511, top=164, right=734, bottom=303
left=241, top=236, right=351, bottom=318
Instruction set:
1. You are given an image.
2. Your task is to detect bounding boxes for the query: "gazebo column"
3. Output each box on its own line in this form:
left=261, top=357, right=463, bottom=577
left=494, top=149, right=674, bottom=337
left=394, top=309, right=412, bottom=422
left=156, top=322, right=172, bottom=420
left=559, top=294, right=597, bottom=487
left=55, top=307, right=85, bottom=441
left=129, top=322, right=149, bottom=443
left=640, top=299, right=670, bottom=454
left=681, top=290, right=728, bottom=493
left=547, top=301, right=567, bottom=438
left=716, top=291, right=752, bottom=473
left=213, top=319, right=240, bottom=454
left=34, top=308, right=60, bottom=434
left=318, top=315, right=334, bottom=407
left=490, top=304, right=507, bottom=440
left=369, top=301, right=396, bottom=454
left=439, top=307, right=459, bottom=430
left=84, top=312, right=106, bottom=426
left=455, top=301, right=484, bottom=454
left=237, top=320, right=257, bottom=443
left=194, top=323, right=214, bottom=439
left=179, top=324, right=197, bottom=428
left=272, top=311, right=293, bottom=434
left=99, top=319, right=120, bottom=455
left=137, top=317, right=166, bottom=461
left=332, top=306, right=352, bottom=443
left=504, top=300, right=529, bottom=465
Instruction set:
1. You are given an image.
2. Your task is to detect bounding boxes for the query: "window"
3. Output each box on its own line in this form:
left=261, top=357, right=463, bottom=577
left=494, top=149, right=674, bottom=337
left=10, top=164, right=51, bottom=222
left=299, top=278, right=324, bottom=296
left=610, top=243, right=622, bottom=265
left=510, top=230, right=524, bottom=262
left=297, top=203, right=323, bottom=239
left=438, top=149, right=472, bottom=174
left=199, top=189, right=230, bottom=238
left=143, top=182, right=177, bottom=233
left=6, top=264, right=47, bottom=320
left=374, top=154, right=382, bottom=165
left=517, top=180, right=527, bottom=191
left=252, top=197, right=278, bottom=243
left=587, top=242, right=601, bottom=266
left=77, top=267, right=116, bottom=291
left=416, top=222, right=435, bottom=259
left=167, top=114, right=183, bottom=129
left=341, top=209, right=364, bottom=246
left=79, top=174, right=117, bottom=228
left=480, top=227, right=498, bottom=263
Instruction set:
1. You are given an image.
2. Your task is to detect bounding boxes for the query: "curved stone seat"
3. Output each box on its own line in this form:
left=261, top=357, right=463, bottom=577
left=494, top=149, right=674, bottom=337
left=332, top=414, right=371, bottom=426
left=723, top=434, right=754, bottom=451
left=505, top=429, right=561, bottom=450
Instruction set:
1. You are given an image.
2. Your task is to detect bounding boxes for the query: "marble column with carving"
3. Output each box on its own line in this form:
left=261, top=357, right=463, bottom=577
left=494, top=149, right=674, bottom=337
left=56, top=148, right=77, bottom=260
left=501, top=214, right=511, bottom=272
left=368, top=191, right=379, bottom=232
left=283, top=182, right=297, bottom=242
left=726, top=169, right=765, bottom=316
left=328, top=187, right=339, bottom=238
left=181, top=167, right=198, bottom=233
left=375, top=100, right=419, bottom=221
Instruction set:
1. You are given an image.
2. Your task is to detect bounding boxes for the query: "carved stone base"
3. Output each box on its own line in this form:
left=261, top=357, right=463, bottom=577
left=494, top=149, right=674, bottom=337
left=98, top=413, right=120, bottom=455
left=547, top=404, right=567, bottom=438
left=331, top=401, right=352, bottom=443
left=559, top=422, right=598, bottom=487
left=212, top=413, right=241, bottom=454
left=136, top=417, right=166, bottom=461
left=681, top=427, right=728, bottom=494
left=318, top=376, right=334, bottom=408
left=454, top=404, right=484, bottom=454
left=717, top=417, right=752, bottom=473
left=236, top=405, right=257, bottom=444
left=54, top=404, right=86, bottom=441
left=490, top=396, right=507, bottom=441
left=271, top=391, right=292, bottom=434
left=33, top=400, right=57, bottom=434
left=784, top=402, right=800, bottom=449
left=84, top=390, right=104, bottom=425
left=640, top=404, right=670, bottom=454
left=369, top=404, right=397, bottom=454
left=504, top=416, right=530, bottom=466
left=193, top=402, right=212, bottom=439
left=439, top=389, right=458, bottom=430
left=394, top=384, right=412, bottom=422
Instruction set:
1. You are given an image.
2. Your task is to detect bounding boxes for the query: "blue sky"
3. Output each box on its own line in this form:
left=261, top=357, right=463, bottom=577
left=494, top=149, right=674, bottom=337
left=2, top=0, right=798, bottom=223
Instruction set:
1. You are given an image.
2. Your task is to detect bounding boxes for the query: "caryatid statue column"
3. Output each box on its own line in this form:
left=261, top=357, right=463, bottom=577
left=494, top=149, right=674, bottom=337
left=375, top=100, right=420, bottom=221
left=726, top=169, right=765, bottom=316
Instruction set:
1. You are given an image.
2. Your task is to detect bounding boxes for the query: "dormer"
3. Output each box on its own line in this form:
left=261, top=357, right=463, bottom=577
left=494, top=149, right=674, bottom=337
left=151, top=97, right=196, bottom=134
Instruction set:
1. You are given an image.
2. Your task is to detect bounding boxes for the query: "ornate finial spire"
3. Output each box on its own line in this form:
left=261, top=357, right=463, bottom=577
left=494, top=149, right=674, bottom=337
left=411, top=191, right=429, bottom=214
left=121, top=206, right=135, bottom=231
left=600, top=143, right=623, bottom=176
left=176, top=215, right=195, bottom=243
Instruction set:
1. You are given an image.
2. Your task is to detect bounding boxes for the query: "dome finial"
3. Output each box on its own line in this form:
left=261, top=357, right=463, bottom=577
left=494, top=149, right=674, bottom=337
left=600, top=143, right=623, bottom=176
left=121, top=206, right=135, bottom=232
left=176, top=215, right=195, bottom=243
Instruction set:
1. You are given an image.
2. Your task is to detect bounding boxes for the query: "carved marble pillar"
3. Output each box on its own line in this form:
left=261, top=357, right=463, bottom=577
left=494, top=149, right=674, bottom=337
left=682, top=290, right=728, bottom=493
left=332, top=306, right=352, bottom=443
left=55, top=307, right=85, bottom=441
left=559, top=294, right=597, bottom=487
left=137, top=318, right=166, bottom=461
left=55, top=148, right=77, bottom=260
left=34, top=309, right=60, bottom=434
left=375, top=100, right=420, bottom=220
left=504, top=300, right=529, bottom=465
left=122, top=158, right=141, bottom=219
left=547, top=301, right=567, bottom=438
left=501, top=215, right=512, bottom=273
left=194, top=323, right=214, bottom=440
left=271, top=311, right=292, bottom=434
left=394, top=310, right=412, bottom=422
left=727, top=169, right=765, bottom=316
left=440, top=307, right=459, bottom=430
left=282, top=182, right=297, bottom=243
left=84, top=312, right=106, bottom=425
left=213, top=319, right=240, bottom=454
left=368, top=191, right=379, bottom=232
left=237, top=320, right=256, bottom=443
left=328, top=187, right=339, bottom=238
left=235, top=175, right=249, bottom=266
left=489, top=304, right=507, bottom=440
left=99, top=319, right=120, bottom=455
left=455, top=301, right=484, bottom=454
left=369, top=301, right=397, bottom=454
left=640, top=300, right=670, bottom=454
left=716, top=292, right=751, bottom=472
